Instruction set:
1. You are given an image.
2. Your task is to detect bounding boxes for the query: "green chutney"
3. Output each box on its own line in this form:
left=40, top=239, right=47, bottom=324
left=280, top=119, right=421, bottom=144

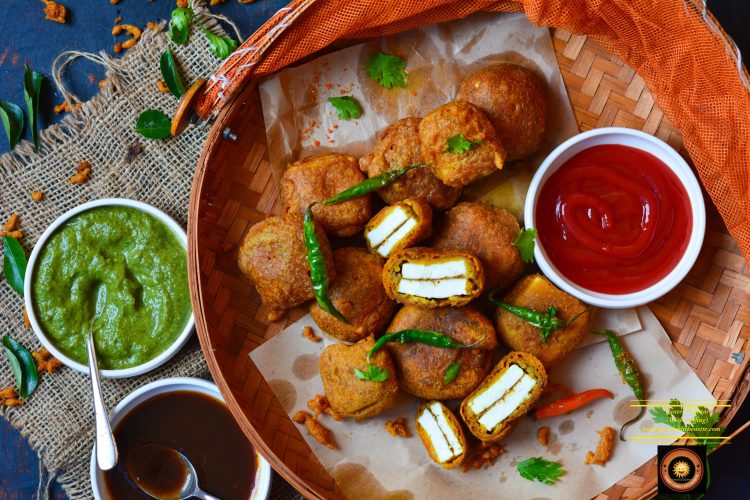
left=32, top=206, right=192, bottom=370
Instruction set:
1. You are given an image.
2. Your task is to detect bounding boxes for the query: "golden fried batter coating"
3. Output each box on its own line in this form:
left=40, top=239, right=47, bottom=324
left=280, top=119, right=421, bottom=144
left=293, top=410, right=337, bottom=449
left=415, top=401, right=467, bottom=470
left=457, top=64, right=547, bottom=161
left=538, top=426, right=550, bottom=446
left=238, top=213, right=335, bottom=322
left=319, top=335, right=399, bottom=419
left=383, top=247, right=485, bottom=308
left=386, top=305, right=498, bottom=400
left=585, top=427, right=615, bottom=467
left=494, top=275, right=590, bottom=368
left=385, top=417, right=412, bottom=438
left=365, top=197, right=433, bottom=258
left=419, top=102, right=506, bottom=188
left=359, top=118, right=463, bottom=210
left=281, top=154, right=372, bottom=237
left=432, top=203, right=526, bottom=295
left=310, top=248, right=397, bottom=342
left=461, top=443, right=505, bottom=472
left=461, top=351, right=547, bottom=443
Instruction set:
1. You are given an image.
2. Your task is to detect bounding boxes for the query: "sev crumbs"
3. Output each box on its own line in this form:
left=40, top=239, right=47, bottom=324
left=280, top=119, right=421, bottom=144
left=0, top=387, right=22, bottom=407
left=70, top=161, right=91, bottom=184
left=303, top=326, right=321, bottom=343
left=293, top=410, right=336, bottom=449
left=31, top=347, right=63, bottom=374
left=461, top=444, right=505, bottom=473
left=385, top=418, right=411, bottom=438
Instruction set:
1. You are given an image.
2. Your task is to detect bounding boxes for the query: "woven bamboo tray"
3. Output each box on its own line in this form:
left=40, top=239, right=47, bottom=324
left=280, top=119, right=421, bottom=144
left=187, top=26, right=750, bottom=500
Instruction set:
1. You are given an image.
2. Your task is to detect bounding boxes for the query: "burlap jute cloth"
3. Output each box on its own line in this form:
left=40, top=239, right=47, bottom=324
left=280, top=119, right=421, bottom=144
left=0, top=3, right=301, bottom=500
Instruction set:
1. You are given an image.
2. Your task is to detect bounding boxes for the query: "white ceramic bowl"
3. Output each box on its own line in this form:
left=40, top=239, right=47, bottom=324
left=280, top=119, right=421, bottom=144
left=90, top=378, right=272, bottom=500
left=524, top=127, right=706, bottom=308
left=24, top=198, right=195, bottom=378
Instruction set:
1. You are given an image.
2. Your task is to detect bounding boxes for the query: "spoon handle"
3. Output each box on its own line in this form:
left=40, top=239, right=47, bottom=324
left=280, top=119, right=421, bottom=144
left=88, top=331, right=118, bottom=470
left=194, top=490, right=222, bottom=500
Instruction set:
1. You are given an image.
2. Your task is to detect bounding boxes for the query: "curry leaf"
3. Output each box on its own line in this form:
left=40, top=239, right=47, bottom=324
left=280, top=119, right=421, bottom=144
left=365, top=53, right=407, bottom=88
left=3, top=236, right=27, bottom=296
left=160, top=49, right=187, bottom=98
left=327, top=96, right=363, bottom=121
left=355, top=364, right=389, bottom=382
left=134, top=110, right=172, bottom=139
left=517, top=457, right=564, bottom=485
left=444, top=362, right=460, bottom=384
left=0, top=101, right=24, bottom=151
left=23, top=65, right=44, bottom=152
left=513, top=228, right=537, bottom=263
left=445, top=133, right=484, bottom=154
left=2, top=335, right=38, bottom=399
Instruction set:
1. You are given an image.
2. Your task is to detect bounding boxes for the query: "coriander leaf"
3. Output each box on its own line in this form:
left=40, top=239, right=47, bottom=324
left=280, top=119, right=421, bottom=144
left=444, top=133, right=484, bottom=154
left=160, top=49, right=187, bottom=98
left=2, top=335, right=38, bottom=399
left=134, top=110, right=172, bottom=139
left=512, top=228, right=537, bottom=263
left=365, top=53, right=407, bottom=88
left=3, top=236, right=27, bottom=296
left=327, top=96, right=363, bottom=121
left=649, top=399, right=726, bottom=454
left=355, top=364, right=389, bottom=382
left=23, top=65, right=43, bottom=152
left=169, top=24, right=188, bottom=45
left=202, top=27, right=237, bottom=58
left=0, top=101, right=24, bottom=151
left=517, top=457, right=564, bottom=485
left=444, top=362, right=460, bottom=384
left=171, top=7, right=193, bottom=32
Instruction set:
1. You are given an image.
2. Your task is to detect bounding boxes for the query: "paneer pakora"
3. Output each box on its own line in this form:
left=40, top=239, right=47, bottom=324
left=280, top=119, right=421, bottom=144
left=365, top=197, right=432, bottom=258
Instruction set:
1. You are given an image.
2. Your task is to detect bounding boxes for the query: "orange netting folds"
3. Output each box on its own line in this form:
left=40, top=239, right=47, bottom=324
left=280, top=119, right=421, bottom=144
left=196, top=0, right=750, bottom=265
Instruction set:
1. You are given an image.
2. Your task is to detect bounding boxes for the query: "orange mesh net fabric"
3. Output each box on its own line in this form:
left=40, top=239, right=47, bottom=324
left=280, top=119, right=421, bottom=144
left=197, top=0, right=750, bottom=264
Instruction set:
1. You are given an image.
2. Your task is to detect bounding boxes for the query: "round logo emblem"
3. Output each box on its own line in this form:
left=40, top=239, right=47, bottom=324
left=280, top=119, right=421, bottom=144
left=660, top=449, right=703, bottom=492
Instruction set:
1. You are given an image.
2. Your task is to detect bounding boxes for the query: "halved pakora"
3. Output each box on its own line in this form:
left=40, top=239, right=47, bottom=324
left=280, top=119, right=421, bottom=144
left=365, top=197, right=432, bottom=258
left=238, top=213, right=334, bottom=322
left=319, top=335, right=399, bottom=420
left=385, top=304, right=498, bottom=400
left=416, top=401, right=467, bottom=470
left=460, top=351, right=547, bottom=443
left=432, top=203, right=526, bottom=294
left=359, top=117, right=463, bottom=211
left=310, top=248, right=397, bottom=342
left=281, top=153, right=372, bottom=237
left=419, top=101, right=506, bottom=187
left=383, top=247, right=484, bottom=308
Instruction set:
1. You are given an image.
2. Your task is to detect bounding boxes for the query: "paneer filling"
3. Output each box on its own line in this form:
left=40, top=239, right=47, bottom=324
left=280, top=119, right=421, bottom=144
left=366, top=207, right=419, bottom=257
left=398, top=260, right=470, bottom=298
left=468, top=364, right=537, bottom=431
left=418, top=402, right=464, bottom=463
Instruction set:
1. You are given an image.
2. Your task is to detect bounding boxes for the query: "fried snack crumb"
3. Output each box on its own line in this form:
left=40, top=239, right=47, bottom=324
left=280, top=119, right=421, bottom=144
left=147, top=22, right=157, bottom=30
left=542, top=383, right=574, bottom=398
left=118, top=24, right=142, bottom=49
left=585, top=426, right=615, bottom=467
left=23, top=306, right=31, bottom=329
left=0, top=388, right=23, bottom=407
left=461, top=443, right=505, bottom=472
left=303, top=326, right=321, bottom=343
left=384, top=417, right=411, bottom=438
left=293, top=410, right=337, bottom=449
left=70, top=161, right=91, bottom=184
left=31, top=191, right=44, bottom=201
left=114, top=43, right=123, bottom=54
left=538, top=426, right=550, bottom=446
left=157, top=80, right=170, bottom=93
left=210, top=0, right=225, bottom=4
left=31, top=347, right=63, bottom=374
left=3, top=213, right=18, bottom=232
left=238, top=0, right=255, bottom=3
left=114, top=16, right=123, bottom=24
left=176, top=0, right=188, bottom=6
left=54, top=100, right=81, bottom=114
left=110, top=0, right=120, bottom=3
left=112, top=25, right=123, bottom=35
left=41, top=0, right=66, bottom=23
left=0, top=231, right=23, bottom=238
left=307, top=395, right=341, bottom=421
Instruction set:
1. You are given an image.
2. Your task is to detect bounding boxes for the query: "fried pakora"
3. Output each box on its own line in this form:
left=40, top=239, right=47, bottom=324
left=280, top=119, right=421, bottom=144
left=238, top=213, right=335, bottom=322
left=383, top=247, right=484, bottom=308
left=365, top=197, right=432, bottom=258
left=281, top=153, right=372, bottom=237
left=461, top=351, right=547, bottom=443
left=419, top=102, right=506, bottom=187
left=359, top=118, right=463, bottom=210
left=310, top=248, right=397, bottom=342
left=456, top=63, right=547, bottom=161
left=386, top=304, right=498, bottom=400
left=494, top=274, right=590, bottom=368
left=319, top=335, right=399, bottom=419
left=432, top=203, right=526, bottom=294
left=416, top=401, right=467, bottom=470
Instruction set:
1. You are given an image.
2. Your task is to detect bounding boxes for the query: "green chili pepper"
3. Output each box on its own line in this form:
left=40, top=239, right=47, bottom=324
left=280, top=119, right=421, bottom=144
left=367, top=329, right=487, bottom=363
left=322, top=165, right=427, bottom=205
left=488, top=293, right=593, bottom=343
left=303, top=203, right=351, bottom=325
left=592, top=329, right=645, bottom=442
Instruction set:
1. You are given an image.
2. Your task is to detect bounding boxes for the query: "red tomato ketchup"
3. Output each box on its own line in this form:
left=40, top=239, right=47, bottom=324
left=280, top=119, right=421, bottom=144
left=536, top=144, right=692, bottom=294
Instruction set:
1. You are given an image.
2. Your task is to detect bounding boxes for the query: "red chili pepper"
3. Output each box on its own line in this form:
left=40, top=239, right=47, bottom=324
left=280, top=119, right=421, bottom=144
left=532, top=389, right=613, bottom=419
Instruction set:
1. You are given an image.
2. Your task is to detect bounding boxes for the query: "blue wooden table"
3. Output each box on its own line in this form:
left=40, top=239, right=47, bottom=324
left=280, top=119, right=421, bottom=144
left=2, top=1, right=750, bottom=499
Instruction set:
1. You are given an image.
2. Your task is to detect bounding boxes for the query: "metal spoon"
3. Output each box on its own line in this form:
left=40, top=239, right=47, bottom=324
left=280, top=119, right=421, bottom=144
left=88, top=285, right=118, bottom=471
left=128, top=444, right=221, bottom=500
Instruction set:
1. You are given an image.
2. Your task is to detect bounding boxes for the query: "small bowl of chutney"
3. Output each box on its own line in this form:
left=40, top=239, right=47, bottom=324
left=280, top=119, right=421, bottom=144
left=525, top=127, right=706, bottom=308
left=90, top=377, right=272, bottom=500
